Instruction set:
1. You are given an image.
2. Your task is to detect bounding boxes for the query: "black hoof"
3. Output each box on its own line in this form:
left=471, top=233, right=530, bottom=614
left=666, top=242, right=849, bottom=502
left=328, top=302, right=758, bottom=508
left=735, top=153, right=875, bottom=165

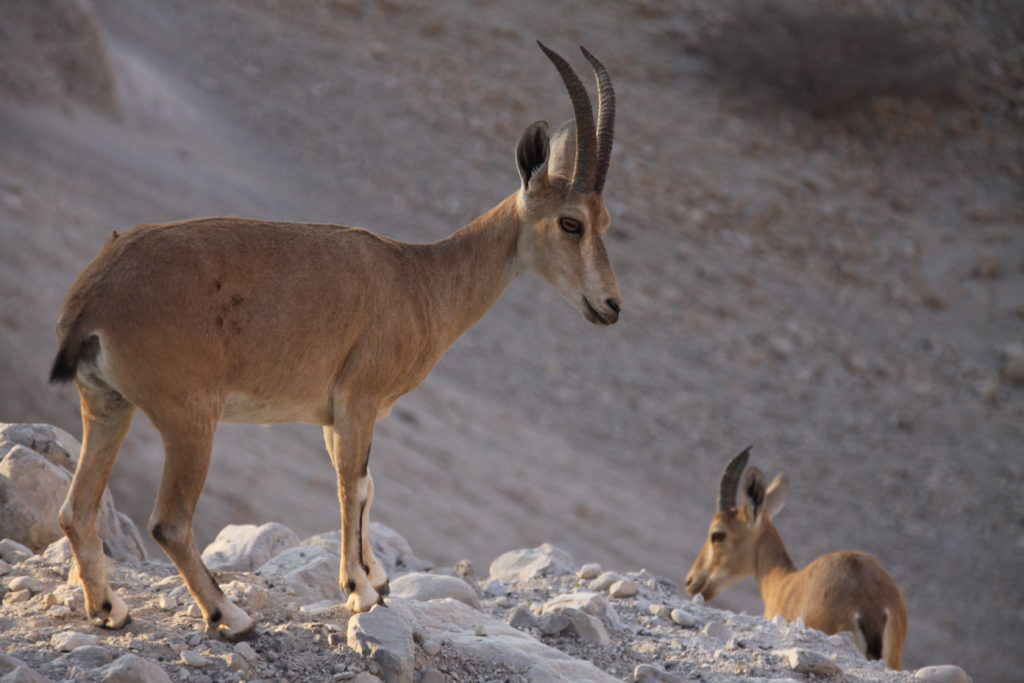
left=376, top=580, right=390, bottom=597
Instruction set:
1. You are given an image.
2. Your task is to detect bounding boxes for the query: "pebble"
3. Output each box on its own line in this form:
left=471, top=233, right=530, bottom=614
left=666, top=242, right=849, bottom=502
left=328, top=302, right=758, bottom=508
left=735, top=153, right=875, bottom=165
left=588, top=571, right=623, bottom=592
left=648, top=604, right=667, bottom=618
left=418, top=669, right=446, bottom=683
left=634, top=663, right=684, bottom=683
left=47, top=605, right=72, bottom=618
left=3, top=589, right=31, bottom=605
left=235, top=641, right=259, bottom=662
left=669, top=608, right=696, bottom=628
left=495, top=595, right=515, bottom=608
left=157, top=594, right=176, bottom=610
left=608, top=579, right=638, bottom=598
left=483, top=579, right=507, bottom=597
left=507, top=606, right=535, bottom=630
left=64, top=644, right=113, bottom=667
left=538, top=613, right=570, bottom=635
left=185, top=603, right=202, bottom=618
left=0, top=539, right=33, bottom=564
left=914, top=665, right=972, bottom=683
left=0, top=559, right=10, bottom=575
left=702, top=621, right=731, bottom=641
left=6, top=575, right=41, bottom=594
left=452, top=559, right=474, bottom=577
left=578, top=563, right=602, bottom=580
left=180, top=649, right=211, bottom=667
left=52, top=631, right=100, bottom=651
left=777, top=648, right=841, bottom=676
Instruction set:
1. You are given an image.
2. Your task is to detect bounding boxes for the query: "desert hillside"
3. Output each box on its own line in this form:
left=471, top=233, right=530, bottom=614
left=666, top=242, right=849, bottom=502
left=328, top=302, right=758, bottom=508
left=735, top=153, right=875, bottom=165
left=0, top=1, right=1021, bottom=680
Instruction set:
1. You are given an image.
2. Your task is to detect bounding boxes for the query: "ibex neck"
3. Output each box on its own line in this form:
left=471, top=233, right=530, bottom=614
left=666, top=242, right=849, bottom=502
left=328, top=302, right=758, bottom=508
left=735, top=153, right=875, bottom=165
left=417, top=193, right=525, bottom=345
left=754, top=523, right=798, bottom=613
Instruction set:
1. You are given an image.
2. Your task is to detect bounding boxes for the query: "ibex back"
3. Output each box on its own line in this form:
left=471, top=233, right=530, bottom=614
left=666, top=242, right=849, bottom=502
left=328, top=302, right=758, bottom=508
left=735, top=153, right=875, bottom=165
left=685, top=449, right=908, bottom=668
left=50, top=43, right=621, bottom=640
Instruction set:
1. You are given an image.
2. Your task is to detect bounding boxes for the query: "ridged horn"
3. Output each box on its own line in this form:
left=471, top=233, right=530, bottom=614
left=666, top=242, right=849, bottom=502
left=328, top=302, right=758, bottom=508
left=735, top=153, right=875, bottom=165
left=579, top=46, right=615, bottom=195
left=537, top=41, right=596, bottom=194
left=717, top=447, right=752, bottom=512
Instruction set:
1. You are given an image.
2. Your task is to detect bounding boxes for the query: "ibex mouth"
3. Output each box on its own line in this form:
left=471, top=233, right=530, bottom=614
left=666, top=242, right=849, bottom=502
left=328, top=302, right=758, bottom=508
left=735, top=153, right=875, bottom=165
left=582, top=297, right=614, bottom=325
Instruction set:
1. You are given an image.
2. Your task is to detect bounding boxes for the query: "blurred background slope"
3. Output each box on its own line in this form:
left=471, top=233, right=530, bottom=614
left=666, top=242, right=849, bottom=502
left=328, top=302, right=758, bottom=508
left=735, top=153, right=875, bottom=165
left=1, top=0, right=1021, bottom=678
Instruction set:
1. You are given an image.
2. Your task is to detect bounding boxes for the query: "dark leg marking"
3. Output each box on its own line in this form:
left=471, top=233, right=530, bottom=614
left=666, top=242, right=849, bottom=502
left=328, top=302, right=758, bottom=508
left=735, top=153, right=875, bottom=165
left=210, top=608, right=222, bottom=623
left=102, top=599, right=112, bottom=612
left=358, top=498, right=368, bottom=573
left=150, top=523, right=166, bottom=544
left=204, top=565, right=224, bottom=595
left=346, top=580, right=356, bottom=594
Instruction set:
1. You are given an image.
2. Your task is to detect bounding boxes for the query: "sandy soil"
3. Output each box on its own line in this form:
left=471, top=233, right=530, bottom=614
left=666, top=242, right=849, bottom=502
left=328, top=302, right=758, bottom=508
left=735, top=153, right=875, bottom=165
left=0, top=0, right=1021, bottom=679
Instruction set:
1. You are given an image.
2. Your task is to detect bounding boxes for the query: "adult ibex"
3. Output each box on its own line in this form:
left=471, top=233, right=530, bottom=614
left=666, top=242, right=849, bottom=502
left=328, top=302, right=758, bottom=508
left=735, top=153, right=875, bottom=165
left=685, top=449, right=908, bottom=669
left=49, top=43, right=620, bottom=639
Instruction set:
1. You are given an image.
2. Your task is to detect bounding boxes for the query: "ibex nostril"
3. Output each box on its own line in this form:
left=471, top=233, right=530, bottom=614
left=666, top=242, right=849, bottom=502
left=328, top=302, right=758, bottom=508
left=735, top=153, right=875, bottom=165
left=606, top=298, right=620, bottom=314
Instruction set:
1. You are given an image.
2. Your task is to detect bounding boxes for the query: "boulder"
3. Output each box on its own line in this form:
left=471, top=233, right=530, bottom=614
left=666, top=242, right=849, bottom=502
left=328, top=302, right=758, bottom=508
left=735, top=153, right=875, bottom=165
left=389, top=572, right=479, bottom=609
left=255, top=545, right=341, bottom=603
left=388, top=599, right=616, bottom=682
left=0, top=666, right=52, bottom=683
left=201, top=522, right=299, bottom=572
left=347, top=604, right=415, bottom=683
left=488, top=543, right=575, bottom=582
left=0, top=424, right=146, bottom=562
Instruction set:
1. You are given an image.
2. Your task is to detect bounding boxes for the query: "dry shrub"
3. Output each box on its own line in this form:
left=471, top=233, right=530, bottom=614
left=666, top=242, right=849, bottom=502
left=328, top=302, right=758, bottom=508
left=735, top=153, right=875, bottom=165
left=699, top=0, right=961, bottom=116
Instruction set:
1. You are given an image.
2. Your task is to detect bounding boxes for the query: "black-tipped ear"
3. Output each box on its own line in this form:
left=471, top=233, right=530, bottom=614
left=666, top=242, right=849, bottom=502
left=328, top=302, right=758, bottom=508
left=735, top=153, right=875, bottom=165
left=516, top=121, right=550, bottom=192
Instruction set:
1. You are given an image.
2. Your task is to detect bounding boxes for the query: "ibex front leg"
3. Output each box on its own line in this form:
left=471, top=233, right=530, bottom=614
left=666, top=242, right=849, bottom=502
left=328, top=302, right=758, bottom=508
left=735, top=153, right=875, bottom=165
left=323, top=409, right=387, bottom=612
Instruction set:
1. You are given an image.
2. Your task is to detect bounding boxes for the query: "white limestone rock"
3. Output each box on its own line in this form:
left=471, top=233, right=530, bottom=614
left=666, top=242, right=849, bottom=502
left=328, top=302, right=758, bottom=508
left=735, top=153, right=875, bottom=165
left=914, top=665, right=973, bottom=683
left=389, top=572, right=479, bottom=609
left=776, top=648, right=841, bottom=677
left=201, top=522, right=299, bottom=572
left=488, top=543, right=575, bottom=582
left=51, top=630, right=99, bottom=652
left=99, top=654, right=173, bottom=683
left=347, top=604, right=415, bottom=683
left=255, top=545, right=341, bottom=603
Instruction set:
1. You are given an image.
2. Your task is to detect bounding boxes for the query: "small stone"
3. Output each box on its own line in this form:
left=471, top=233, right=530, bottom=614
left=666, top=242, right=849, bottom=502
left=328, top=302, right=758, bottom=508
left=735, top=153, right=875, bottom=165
left=702, top=620, right=730, bottom=640
left=578, top=563, right=602, bottom=580
left=38, top=592, right=57, bottom=609
left=65, top=645, right=113, bottom=667
left=669, top=608, right=695, bottom=628
left=235, top=641, right=259, bottom=662
left=222, top=653, right=249, bottom=673
left=100, top=653, right=173, bottom=683
left=180, top=649, right=211, bottom=668
left=588, top=571, right=622, bottom=592
left=507, top=606, right=535, bottom=630
left=648, top=604, right=667, bottom=618
left=347, top=605, right=415, bottom=683
left=495, top=596, right=515, bottom=608
left=0, top=559, right=10, bottom=575
left=914, top=665, right=972, bottom=683
left=453, top=559, right=474, bottom=577
left=0, top=666, right=51, bottom=683
left=185, top=604, right=202, bottom=618
left=634, top=663, right=683, bottom=683
left=0, top=539, right=34, bottom=564
left=52, top=631, right=100, bottom=651
left=389, top=572, right=479, bottom=608
left=559, top=607, right=610, bottom=644
left=483, top=579, right=507, bottom=597
left=7, top=576, right=42, bottom=594
left=488, top=544, right=575, bottom=582
left=349, top=673, right=383, bottom=683
left=3, top=589, right=31, bottom=605
left=417, top=669, right=447, bottom=683
left=608, top=579, right=638, bottom=598
left=420, top=638, right=441, bottom=656
left=777, top=648, right=841, bottom=676
left=157, top=594, right=176, bottom=610
left=47, top=605, right=72, bottom=618
left=538, top=613, right=571, bottom=635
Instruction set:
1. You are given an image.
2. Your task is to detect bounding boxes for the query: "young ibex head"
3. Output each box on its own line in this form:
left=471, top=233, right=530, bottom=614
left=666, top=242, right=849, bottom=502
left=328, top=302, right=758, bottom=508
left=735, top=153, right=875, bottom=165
left=686, top=447, right=790, bottom=601
left=515, top=42, right=621, bottom=326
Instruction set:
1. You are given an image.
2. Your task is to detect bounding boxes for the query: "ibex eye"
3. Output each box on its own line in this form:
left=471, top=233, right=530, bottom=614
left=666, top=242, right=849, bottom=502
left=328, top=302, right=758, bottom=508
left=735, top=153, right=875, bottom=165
left=711, top=531, right=726, bottom=543
left=558, top=217, right=582, bottom=234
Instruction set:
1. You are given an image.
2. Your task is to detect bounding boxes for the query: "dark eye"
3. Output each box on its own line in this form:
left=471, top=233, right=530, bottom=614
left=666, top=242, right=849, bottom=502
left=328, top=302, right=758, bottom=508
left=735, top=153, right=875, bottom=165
left=559, top=217, right=582, bottom=234
left=711, top=531, right=726, bottom=544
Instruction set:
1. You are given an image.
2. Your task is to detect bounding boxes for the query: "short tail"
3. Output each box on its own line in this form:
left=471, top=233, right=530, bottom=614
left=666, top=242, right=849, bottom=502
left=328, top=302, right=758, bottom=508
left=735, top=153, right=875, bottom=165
left=49, top=333, right=97, bottom=384
left=856, top=611, right=885, bottom=662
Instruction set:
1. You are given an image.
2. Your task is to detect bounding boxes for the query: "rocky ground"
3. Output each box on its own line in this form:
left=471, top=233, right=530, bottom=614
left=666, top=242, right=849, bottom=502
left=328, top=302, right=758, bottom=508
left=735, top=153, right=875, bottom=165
left=0, top=1, right=1021, bottom=680
left=0, top=424, right=972, bottom=683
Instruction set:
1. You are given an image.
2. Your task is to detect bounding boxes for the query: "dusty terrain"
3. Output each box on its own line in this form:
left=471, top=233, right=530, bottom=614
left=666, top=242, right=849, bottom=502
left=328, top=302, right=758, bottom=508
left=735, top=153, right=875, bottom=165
left=0, top=0, right=1021, bottom=680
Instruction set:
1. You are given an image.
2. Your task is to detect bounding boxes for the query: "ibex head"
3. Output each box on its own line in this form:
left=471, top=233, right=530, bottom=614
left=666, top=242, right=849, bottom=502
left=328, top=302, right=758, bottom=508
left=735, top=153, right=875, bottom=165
left=686, top=447, right=790, bottom=601
left=514, top=43, right=621, bottom=326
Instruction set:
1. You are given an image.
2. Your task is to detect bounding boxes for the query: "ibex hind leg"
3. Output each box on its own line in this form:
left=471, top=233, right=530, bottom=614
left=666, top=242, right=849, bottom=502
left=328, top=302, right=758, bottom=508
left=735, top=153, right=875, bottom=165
left=147, top=411, right=255, bottom=640
left=59, top=377, right=135, bottom=629
left=324, top=415, right=382, bottom=612
left=361, top=471, right=389, bottom=595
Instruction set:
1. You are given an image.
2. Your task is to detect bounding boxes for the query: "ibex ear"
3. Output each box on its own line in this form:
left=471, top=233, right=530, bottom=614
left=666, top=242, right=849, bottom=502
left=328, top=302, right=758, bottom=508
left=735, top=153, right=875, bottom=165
left=763, top=473, right=788, bottom=521
left=740, top=466, right=767, bottom=528
left=547, top=120, right=576, bottom=181
left=516, top=121, right=550, bottom=193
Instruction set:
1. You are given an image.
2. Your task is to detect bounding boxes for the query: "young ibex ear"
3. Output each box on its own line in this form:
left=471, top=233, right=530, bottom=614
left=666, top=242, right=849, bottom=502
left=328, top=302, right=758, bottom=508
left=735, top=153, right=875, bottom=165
left=764, top=473, right=789, bottom=521
left=516, top=120, right=550, bottom=193
left=741, top=466, right=767, bottom=527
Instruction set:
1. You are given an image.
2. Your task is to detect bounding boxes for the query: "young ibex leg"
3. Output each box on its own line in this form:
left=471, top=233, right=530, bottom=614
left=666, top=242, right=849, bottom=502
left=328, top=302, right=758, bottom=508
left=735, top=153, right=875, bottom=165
left=58, top=382, right=135, bottom=629
left=147, top=414, right=254, bottom=640
left=360, top=470, right=388, bottom=594
left=323, top=413, right=386, bottom=612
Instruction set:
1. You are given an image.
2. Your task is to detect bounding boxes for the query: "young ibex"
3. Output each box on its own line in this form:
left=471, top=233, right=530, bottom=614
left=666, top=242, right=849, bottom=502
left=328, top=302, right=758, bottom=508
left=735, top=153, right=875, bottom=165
left=685, top=449, right=908, bottom=669
left=49, top=43, right=621, bottom=639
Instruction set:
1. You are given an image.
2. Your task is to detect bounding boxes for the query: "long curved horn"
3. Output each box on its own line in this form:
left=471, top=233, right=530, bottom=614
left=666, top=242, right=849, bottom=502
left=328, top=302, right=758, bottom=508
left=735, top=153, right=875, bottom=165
left=537, top=41, right=596, bottom=194
left=717, top=447, right=752, bottom=512
left=580, top=46, right=615, bottom=195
